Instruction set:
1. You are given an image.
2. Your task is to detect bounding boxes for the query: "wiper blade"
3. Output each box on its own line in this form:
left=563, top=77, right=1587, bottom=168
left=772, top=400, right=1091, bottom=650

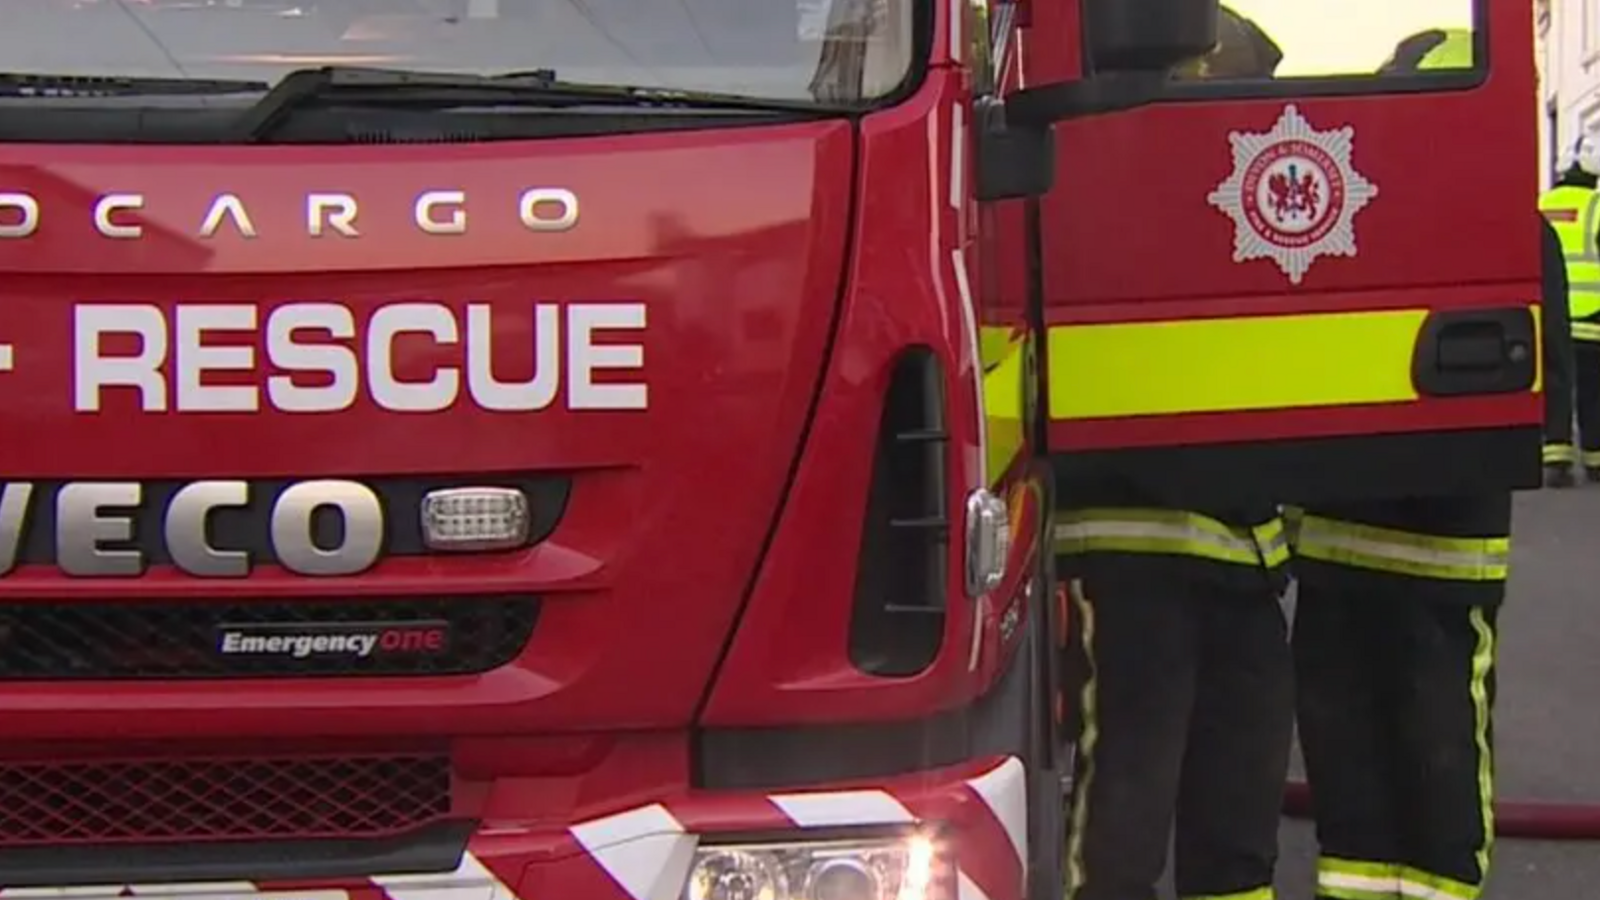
left=236, top=66, right=842, bottom=141
left=0, top=71, right=268, bottom=98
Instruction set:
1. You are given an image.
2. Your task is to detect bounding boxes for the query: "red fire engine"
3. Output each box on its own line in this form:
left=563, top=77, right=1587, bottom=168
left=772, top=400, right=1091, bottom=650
left=0, top=0, right=1535, bottom=897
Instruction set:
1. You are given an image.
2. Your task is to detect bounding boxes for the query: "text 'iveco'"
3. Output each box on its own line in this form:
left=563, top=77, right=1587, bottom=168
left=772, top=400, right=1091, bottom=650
left=0, top=479, right=384, bottom=578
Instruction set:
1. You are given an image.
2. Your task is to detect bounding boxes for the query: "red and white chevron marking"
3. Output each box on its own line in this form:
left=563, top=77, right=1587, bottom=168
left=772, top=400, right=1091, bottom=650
left=0, top=756, right=1027, bottom=900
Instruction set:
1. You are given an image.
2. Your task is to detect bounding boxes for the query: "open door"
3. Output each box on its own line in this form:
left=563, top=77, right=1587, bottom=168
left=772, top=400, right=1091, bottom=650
left=1020, top=0, right=1540, bottom=504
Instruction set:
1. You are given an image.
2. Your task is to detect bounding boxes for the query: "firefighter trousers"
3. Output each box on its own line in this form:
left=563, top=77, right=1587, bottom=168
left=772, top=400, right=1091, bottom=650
left=1060, top=555, right=1293, bottom=900
left=1573, top=339, right=1600, bottom=468
left=1542, top=333, right=1576, bottom=467
left=1289, top=499, right=1507, bottom=900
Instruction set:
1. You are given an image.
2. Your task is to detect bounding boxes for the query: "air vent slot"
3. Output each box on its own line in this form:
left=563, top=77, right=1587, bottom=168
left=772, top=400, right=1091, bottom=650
left=847, top=347, right=950, bottom=677
left=346, top=129, right=491, bottom=144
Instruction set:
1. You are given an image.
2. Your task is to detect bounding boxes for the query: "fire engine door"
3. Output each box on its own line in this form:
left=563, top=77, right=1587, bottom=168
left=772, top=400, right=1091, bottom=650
left=1026, top=0, right=1541, bottom=504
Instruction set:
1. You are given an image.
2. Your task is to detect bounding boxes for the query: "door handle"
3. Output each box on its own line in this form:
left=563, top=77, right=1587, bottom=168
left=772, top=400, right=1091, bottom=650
left=1412, top=307, right=1537, bottom=397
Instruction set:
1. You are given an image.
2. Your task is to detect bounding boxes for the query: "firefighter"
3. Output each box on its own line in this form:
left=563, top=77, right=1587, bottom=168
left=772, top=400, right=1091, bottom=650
left=1376, top=26, right=1471, bottom=72
left=1058, top=498, right=1292, bottom=900
left=1541, top=191, right=1579, bottom=487
left=1537, top=133, right=1600, bottom=486
left=1169, top=3, right=1282, bottom=81
left=1059, top=14, right=1293, bottom=900
left=1285, top=29, right=1529, bottom=900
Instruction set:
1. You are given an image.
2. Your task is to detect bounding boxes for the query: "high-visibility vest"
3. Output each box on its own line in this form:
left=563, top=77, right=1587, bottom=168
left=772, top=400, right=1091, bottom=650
left=1539, top=185, right=1600, bottom=330
left=1416, top=29, right=1472, bottom=69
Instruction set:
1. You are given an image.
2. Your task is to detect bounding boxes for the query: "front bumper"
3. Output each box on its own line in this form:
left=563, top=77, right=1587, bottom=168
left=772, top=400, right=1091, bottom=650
left=2, top=756, right=1026, bottom=900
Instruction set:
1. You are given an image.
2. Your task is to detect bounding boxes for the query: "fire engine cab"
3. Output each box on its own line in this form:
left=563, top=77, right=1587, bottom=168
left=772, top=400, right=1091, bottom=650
left=0, top=0, right=1535, bottom=897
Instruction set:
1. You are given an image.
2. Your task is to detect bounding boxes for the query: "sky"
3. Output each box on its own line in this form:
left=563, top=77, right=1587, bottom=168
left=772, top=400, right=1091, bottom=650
left=1224, top=0, right=1475, bottom=76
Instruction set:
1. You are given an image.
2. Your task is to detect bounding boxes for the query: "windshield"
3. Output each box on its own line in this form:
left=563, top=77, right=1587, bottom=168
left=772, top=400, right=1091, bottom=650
left=1220, top=0, right=1473, bottom=77
left=5, top=0, right=918, bottom=103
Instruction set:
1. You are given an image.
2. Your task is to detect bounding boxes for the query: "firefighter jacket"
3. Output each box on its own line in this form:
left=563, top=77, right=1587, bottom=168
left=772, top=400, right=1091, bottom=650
left=1282, top=494, right=1511, bottom=605
left=1539, top=184, right=1600, bottom=336
left=1541, top=214, right=1575, bottom=458
left=1055, top=470, right=1289, bottom=594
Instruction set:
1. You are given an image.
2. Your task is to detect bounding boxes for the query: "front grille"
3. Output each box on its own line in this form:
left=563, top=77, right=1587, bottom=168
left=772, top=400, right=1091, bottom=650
left=0, top=754, right=451, bottom=847
left=0, top=596, right=538, bottom=680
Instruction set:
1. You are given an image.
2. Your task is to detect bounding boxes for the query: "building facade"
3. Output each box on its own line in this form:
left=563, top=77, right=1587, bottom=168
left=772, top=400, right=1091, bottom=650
left=1538, top=0, right=1600, bottom=187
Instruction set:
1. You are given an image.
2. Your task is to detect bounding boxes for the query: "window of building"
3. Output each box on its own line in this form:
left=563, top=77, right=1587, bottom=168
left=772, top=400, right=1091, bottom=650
left=1586, top=0, right=1600, bottom=60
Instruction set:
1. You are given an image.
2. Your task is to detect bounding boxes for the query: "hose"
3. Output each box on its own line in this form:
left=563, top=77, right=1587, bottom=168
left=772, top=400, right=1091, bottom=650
left=1283, top=780, right=1600, bottom=841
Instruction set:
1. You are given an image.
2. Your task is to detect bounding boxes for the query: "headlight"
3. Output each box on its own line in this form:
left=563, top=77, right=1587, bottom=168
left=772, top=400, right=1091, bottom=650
left=683, top=833, right=944, bottom=900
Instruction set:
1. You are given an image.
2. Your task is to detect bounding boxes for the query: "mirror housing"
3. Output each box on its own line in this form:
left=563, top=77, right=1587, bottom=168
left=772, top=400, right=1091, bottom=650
left=974, top=98, right=1055, bottom=202
left=1082, top=0, right=1220, bottom=73
left=1003, top=0, right=1219, bottom=129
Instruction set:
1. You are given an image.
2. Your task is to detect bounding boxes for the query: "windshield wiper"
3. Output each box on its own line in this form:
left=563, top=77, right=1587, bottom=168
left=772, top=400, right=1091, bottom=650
left=0, top=71, right=268, bottom=99
left=235, top=65, right=846, bottom=141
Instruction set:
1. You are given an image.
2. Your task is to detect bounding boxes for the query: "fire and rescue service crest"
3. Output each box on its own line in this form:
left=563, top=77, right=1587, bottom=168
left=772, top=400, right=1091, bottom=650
left=1207, top=104, right=1378, bottom=284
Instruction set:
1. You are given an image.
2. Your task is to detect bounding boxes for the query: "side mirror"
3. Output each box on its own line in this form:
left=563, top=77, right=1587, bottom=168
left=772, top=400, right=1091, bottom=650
left=1082, top=0, right=1220, bottom=73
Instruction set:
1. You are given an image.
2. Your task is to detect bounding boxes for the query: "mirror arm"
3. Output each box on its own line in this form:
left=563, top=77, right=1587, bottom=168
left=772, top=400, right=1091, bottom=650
left=1004, top=70, right=1169, bottom=128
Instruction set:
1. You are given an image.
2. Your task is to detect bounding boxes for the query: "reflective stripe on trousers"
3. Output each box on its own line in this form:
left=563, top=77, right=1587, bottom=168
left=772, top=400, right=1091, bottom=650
left=1316, top=860, right=1488, bottom=900
left=1573, top=319, right=1600, bottom=342
left=1055, top=508, right=1289, bottom=567
left=1064, top=578, right=1098, bottom=900
left=1543, top=442, right=1575, bottom=463
left=1283, top=510, right=1508, bottom=581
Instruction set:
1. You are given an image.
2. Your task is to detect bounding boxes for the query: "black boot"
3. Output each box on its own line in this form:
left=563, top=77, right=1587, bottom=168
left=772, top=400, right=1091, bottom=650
left=1586, top=466, right=1600, bottom=485
left=1547, top=464, right=1577, bottom=488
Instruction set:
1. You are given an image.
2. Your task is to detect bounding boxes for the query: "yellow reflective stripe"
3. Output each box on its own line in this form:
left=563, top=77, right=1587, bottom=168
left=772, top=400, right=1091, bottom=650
left=1254, top=519, right=1290, bottom=565
left=1047, top=310, right=1426, bottom=418
left=1182, top=889, right=1273, bottom=900
left=980, top=325, right=1026, bottom=486
left=1048, top=304, right=1545, bottom=417
left=1544, top=442, right=1575, bottom=462
left=980, top=324, right=1021, bottom=364
left=1396, top=868, right=1479, bottom=899
left=1570, top=279, right=1600, bottom=319
left=1560, top=257, right=1600, bottom=280
left=1063, top=578, right=1098, bottom=900
left=1469, top=606, right=1496, bottom=890
left=1317, top=857, right=1400, bottom=900
left=1533, top=302, right=1546, bottom=393
left=1574, top=320, right=1600, bottom=342
left=1055, top=508, right=1288, bottom=567
left=1287, top=512, right=1509, bottom=581
left=1584, top=450, right=1600, bottom=466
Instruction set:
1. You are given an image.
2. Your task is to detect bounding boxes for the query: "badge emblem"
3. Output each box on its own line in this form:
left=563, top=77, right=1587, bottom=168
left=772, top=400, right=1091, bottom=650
left=1207, top=104, right=1378, bottom=284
